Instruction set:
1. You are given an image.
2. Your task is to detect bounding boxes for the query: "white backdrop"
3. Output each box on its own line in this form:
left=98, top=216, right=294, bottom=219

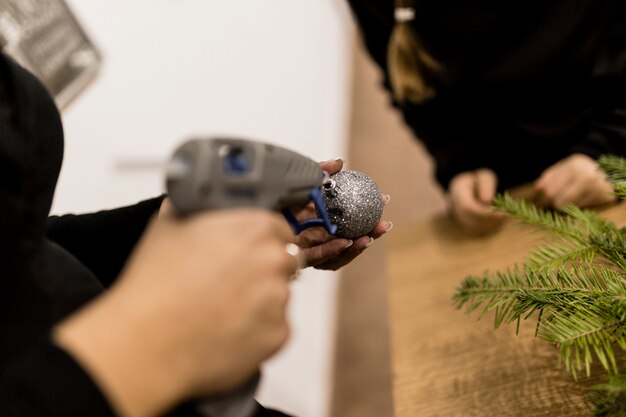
left=53, top=1, right=355, bottom=416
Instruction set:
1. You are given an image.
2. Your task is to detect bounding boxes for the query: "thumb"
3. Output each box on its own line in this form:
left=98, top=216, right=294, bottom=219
left=475, top=169, right=498, bottom=204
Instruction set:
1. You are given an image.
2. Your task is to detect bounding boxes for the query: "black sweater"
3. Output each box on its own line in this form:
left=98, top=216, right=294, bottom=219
left=0, top=52, right=291, bottom=417
left=0, top=52, right=165, bottom=416
left=347, top=0, right=626, bottom=190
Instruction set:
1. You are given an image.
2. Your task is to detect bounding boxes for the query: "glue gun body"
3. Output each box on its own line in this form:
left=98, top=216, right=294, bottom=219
left=166, top=137, right=337, bottom=235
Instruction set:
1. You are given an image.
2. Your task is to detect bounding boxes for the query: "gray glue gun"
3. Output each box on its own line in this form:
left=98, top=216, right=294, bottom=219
left=166, top=137, right=338, bottom=235
left=164, top=137, right=337, bottom=417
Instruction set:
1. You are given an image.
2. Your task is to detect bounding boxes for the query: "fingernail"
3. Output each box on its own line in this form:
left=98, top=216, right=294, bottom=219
left=344, top=239, right=354, bottom=249
left=384, top=221, right=394, bottom=232
left=364, top=237, right=375, bottom=248
left=383, top=194, right=391, bottom=204
left=321, top=157, right=345, bottom=164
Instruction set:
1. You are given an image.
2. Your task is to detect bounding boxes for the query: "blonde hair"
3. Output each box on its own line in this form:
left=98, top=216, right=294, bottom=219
left=387, top=1, right=442, bottom=104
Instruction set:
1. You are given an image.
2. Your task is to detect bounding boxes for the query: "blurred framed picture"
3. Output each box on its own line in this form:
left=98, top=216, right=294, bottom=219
left=0, top=0, right=102, bottom=108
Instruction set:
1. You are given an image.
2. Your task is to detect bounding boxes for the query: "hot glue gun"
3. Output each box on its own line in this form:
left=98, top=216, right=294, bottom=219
left=165, top=137, right=338, bottom=236
left=165, top=137, right=338, bottom=417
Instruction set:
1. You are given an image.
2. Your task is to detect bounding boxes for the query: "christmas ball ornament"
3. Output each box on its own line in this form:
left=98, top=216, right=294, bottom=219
left=319, top=170, right=384, bottom=239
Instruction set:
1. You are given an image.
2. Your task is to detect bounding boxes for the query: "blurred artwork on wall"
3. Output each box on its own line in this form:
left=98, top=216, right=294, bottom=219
left=0, top=0, right=102, bottom=108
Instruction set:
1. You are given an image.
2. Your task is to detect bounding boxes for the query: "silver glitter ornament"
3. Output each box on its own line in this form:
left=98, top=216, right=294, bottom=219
left=319, top=170, right=384, bottom=239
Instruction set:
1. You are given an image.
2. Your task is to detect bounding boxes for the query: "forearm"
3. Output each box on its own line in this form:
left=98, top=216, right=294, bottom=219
left=52, top=206, right=297, bottom=417
left=53, top=287, right=185, bottom=417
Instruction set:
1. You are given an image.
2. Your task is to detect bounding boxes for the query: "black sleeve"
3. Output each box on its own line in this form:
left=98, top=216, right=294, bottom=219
left=46, top=195, right=165, bottom=288
left=3, top=343, right=116, bottom=417
left=571, top=99, right=626, bottom=160
left=347, top=1, right=626, bottom=190
left=346, top=0, right=394, bottom=79
left=0, top=52, right=117, bottom=416
left=345, top=2, right=470, bottom=189
left=569, top=4, right=626, bottom=160
left=346, top=0, right=404, bottom=116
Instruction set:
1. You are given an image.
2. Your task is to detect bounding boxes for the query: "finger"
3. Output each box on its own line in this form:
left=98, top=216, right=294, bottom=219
left=533, top=164, right=570, bottom=208
left=369, top=220, right=393, bottom=239
left=295, top=202, right=317, bottom=221
left=579, top=182, right=616, bottom=207
left=351, top=235, right=375, bottom=251
left=551, top=179, right=588, bottom=209
left=448, top=187, right=503, bottom=235
left=450, top=173, right=492, bottom=215
left=252, top=240, right=300, bottom=281
left=313, top=235, right=372, bottom=270
left=267, top=212, right=298, bottom=243
left=313, top=253, right=359, bottom=271
left=303, top=238, right=354, bottom=268
left=319, top=158, right=344, bottom=176
left=560, top=174, right=614, bottom=208
left=576, top=167, right=615, bottom=207
left=533, top=181, right=567, bottom=208
left=475, top=169, right=497, bottom=204
left=296, top=226, right=333, bottom=248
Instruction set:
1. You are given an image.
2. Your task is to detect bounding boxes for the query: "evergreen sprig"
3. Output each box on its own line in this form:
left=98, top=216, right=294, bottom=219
left=452, top=155, right=626, bottom=415
left=592, top=374, right=626, bottom=416
left=599, top=155, right=626, bottom=201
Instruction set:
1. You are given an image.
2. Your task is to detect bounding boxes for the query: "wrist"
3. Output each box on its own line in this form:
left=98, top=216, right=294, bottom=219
left=53, top=289, right=185, bottom=417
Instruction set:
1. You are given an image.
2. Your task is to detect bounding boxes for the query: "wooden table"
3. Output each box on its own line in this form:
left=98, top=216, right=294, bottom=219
left=387, top=202, right=626, bottom=417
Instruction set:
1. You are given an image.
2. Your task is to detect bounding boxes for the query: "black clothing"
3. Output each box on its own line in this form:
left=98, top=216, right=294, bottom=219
left=0, top=53, right=289, bottom=417
left=1, top=51, right=122, bottom=416
left=347, top=0, right=626, bottom=190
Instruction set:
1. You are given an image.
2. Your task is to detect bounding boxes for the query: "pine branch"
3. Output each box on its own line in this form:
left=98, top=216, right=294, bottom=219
left=453, top=272, right=520, bottom=326
left=590, top=231, right=626, bottom=272
left=537, top=300, right=626, bottom=377
left=599, top=155, right=626, bottom=183
left=613, top=183, right=626, bottom=201
left=494, top=194, right=626, bottom=271
left=592, top=374, right=626, bottom=416
left=526, top=241, right=597, bottom=271
left=599, top=155, right=626, bottom=201
left=455, top=266, right=620, bottom=311
left=493, top=193, right=588, bottom=242
left=454, top=265, right=626, bottom=378
left=452, top=155, right=626, bottom=415
left=455, top=268, right=605, bottom=326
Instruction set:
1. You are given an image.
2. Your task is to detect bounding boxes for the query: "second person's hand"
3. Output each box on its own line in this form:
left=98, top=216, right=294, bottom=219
left=533, top=153, right=616, bottom=209
left=448, top=168, right=506, bottom=236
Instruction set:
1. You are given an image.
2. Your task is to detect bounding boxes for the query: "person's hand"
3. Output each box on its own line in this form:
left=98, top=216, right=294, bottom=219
left=54, top=205, right=298, bottom=417
left=294, top=159, right=393, bottom=271
left=448, top=168, right=506, bottom=236
left=533, top=153, right=615, bottom=209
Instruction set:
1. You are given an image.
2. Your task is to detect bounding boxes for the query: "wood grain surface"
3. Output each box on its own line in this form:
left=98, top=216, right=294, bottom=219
left=387, top=202, right=626, bottom=417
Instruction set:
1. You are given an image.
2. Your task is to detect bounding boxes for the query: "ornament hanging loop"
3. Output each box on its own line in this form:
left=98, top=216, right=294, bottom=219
left=322, top=171, right=338, bottom=198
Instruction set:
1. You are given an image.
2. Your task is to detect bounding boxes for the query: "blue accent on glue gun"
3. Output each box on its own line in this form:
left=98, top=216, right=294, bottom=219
left=281, top=188, right=338, bottom=235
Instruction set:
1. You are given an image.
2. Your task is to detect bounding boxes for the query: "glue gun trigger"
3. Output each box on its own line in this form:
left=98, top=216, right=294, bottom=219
left=281, top=188, right=338, bottom=235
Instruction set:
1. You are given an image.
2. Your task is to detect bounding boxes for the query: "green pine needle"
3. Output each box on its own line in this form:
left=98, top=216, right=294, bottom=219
left=592, top=374, right=626, bottom=416
left=599, top=155, right=626, bottom=201
left=452, top=154, right=626, bottom=415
